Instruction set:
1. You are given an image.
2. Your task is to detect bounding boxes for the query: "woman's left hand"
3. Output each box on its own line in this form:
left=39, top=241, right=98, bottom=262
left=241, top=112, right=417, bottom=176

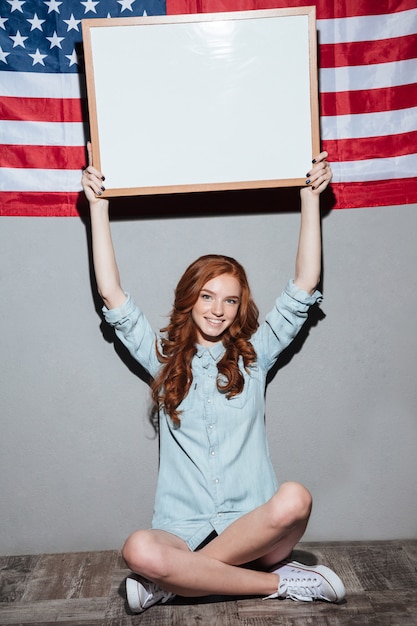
left=301, top=151, right=332, bottom=197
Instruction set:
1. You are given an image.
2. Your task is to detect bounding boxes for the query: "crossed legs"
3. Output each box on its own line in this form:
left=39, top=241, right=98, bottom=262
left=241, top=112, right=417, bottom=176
left=122, top=481, right=312, bottom=597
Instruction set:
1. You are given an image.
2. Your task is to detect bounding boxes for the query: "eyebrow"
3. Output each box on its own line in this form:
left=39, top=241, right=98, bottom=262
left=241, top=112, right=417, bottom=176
left=200, top=288, right=241, bottom=300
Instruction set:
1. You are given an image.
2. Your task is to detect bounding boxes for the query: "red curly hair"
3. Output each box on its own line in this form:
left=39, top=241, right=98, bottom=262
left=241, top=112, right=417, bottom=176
left=151, top=254, right=259, bottom=427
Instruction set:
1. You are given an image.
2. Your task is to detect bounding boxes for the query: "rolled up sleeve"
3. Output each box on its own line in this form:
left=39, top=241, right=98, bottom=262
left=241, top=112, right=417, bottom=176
left=254, top=280, right=322, bottom=370
left=102, top=294, right=161, bottom=377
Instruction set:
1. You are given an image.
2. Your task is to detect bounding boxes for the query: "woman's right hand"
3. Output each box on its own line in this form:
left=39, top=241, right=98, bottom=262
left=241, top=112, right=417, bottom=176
left=81, top=142, right=107, bottom=205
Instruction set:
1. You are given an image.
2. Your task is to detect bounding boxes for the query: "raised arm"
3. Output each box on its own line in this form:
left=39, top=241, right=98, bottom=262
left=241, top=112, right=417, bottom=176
left=294, top=151, right=332, bottom=294
left=81, top=143, right=126, bottom=310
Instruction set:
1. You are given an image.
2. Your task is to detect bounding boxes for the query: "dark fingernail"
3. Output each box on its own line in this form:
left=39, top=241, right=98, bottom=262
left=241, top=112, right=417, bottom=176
left=312, top=186, right=316, bottom=190
left=101, top=185, right=105, bottom=191
left=97, top=190, right=102, bottom=196
left=101, top=176, right=105, bottom=181
left=312, top=159, right=317, bottom=164
left=306, top=172, right=311, bottom=177
left=306, top=179, right=310, bottom=185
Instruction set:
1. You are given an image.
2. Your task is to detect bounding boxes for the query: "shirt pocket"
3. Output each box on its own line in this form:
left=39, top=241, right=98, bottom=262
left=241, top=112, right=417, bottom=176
left=223, top=365, right=263, bottom=409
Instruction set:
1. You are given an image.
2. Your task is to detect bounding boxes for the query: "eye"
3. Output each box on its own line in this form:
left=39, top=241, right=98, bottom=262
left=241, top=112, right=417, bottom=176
left=226, top=298, right=239, bottom=305
left=201, top=293, right=212, bottom=300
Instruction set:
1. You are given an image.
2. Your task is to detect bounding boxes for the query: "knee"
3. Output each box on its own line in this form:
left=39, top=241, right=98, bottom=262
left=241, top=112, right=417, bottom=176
left=122, top=530, right=165, bottom=579
left=271, top=482, right=312, bottom=528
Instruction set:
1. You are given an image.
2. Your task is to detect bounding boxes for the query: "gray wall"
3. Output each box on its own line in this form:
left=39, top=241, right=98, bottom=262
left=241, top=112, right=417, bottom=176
left=1, top=202, right=416, bottom=555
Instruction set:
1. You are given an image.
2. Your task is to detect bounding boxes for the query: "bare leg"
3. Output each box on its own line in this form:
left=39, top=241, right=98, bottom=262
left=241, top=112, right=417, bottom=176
left=122, top=481, right=311, bottom=597
left=124, top=529, right=279, bottom=596
left=201, top=481, right=311, bottom=568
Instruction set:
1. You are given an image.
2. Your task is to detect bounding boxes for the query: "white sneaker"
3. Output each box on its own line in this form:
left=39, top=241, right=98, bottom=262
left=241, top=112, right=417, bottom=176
left=267, top=561, right=346, bottom=603
left=126, top=576, right=176, bottom=613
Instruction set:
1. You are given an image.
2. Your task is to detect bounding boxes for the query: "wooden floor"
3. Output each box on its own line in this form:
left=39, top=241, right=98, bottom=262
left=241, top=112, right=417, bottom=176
left=0, top=540, right=416, bottom=625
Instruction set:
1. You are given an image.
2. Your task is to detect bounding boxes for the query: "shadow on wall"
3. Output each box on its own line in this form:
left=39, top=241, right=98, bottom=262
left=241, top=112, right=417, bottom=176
left=267, top=303, right=326, bottom=386
left=76, top=180, right=336, bottom=222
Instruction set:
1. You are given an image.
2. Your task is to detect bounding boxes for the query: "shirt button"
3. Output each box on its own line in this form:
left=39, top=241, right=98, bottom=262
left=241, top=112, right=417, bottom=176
left=218, top=512, right=223, bottom=517
left=211, top=450, right=215, bottom=456
left=207, top=399, right=211, bottom=403
left=215, top=479, right=220, bottom=484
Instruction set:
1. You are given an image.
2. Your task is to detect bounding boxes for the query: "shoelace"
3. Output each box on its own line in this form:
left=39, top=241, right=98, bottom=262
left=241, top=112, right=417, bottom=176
left=279, top=576, right=323, bottom=602
left=142, top=582, right=174, bottom=607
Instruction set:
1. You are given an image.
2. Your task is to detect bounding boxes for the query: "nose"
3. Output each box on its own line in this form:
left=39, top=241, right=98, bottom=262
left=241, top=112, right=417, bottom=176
left=211, top=298, right=224, bottom=317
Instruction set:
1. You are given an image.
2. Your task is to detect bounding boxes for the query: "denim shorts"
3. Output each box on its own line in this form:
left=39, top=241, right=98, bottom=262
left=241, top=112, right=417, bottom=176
left=195, top=530, right=218, bottom=551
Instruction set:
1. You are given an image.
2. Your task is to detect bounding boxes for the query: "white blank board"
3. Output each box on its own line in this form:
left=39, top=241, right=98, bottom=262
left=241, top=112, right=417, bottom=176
left=82, top=8, right=319, bottom=197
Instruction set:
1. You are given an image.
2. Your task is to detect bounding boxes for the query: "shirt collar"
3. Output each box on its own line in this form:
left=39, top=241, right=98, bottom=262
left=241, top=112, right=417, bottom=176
left=196, top=342, right=225, bottom=362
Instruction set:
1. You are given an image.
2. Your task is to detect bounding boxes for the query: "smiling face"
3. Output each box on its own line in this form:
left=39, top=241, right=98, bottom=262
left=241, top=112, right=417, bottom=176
left=191, top=273, right=242, bottom=347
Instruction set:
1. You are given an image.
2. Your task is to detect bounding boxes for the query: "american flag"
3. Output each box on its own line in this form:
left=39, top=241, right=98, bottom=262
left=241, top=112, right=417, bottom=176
left=0, top=0, right=416, bottom=216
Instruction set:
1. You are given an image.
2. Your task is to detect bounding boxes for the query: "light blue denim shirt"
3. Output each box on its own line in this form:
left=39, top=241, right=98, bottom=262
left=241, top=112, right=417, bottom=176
left=103, top=279, right=322, bottom=550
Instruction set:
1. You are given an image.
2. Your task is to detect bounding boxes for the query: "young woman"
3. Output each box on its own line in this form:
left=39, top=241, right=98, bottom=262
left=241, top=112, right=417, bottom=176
left=82, top=146, right=345, bottom=612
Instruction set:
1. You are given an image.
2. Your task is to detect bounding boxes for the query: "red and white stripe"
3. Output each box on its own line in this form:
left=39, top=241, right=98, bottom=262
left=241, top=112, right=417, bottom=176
left=0, top=71, right=86, bottom=215
left=316, top=4, right=417, bottom=206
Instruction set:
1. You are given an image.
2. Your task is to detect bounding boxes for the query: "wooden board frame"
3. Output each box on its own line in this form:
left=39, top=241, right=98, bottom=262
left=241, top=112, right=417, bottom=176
left=82, top=8, right=319, bottom=197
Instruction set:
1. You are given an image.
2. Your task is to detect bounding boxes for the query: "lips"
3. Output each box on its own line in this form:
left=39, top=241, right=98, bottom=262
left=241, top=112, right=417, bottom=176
left=205, top=318, right=224, bottom=325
